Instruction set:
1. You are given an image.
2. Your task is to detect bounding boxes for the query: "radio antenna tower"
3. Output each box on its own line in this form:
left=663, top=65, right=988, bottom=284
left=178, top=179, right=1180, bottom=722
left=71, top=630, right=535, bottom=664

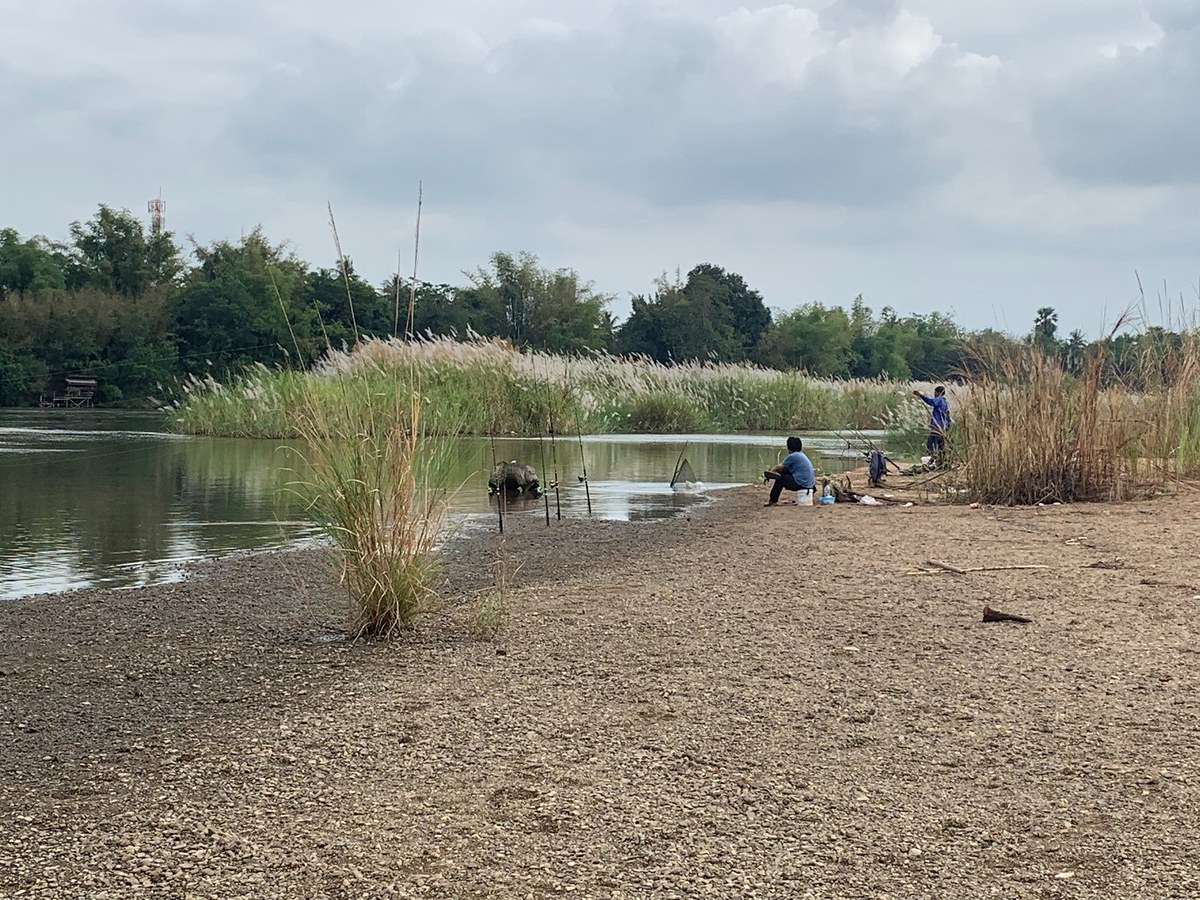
left=148, top=192, right=165, bottom=232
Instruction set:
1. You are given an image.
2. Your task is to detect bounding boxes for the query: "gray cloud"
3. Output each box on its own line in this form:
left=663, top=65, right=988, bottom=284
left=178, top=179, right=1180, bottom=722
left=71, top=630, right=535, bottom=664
left=224, top=3, right=960, bottom=213
left=1144, top=0, right=1200, bottom=32
left=819, top=0, right=902, bottom=34
left=1033, top=13, right=1200, bottom=186
left=1, top=1, right=1197, bottom=336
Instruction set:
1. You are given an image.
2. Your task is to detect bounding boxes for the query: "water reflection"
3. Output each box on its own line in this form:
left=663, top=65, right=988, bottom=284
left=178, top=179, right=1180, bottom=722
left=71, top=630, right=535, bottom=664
left=0, top=411, right=311, bottom=600
left=0, top=412, right=869, bottom=599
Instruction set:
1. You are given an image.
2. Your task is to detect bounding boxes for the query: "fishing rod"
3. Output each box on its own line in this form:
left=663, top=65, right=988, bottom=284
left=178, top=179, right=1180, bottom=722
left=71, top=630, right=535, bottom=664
left=547, top=406, right=562, bottom=521
left=833, top=428, right=904, bottom=473
left=573, top=398, right=592, bottom=517
left=488, top=431, right=504, bottom=534
left=536, top=416, right=551, bottom=527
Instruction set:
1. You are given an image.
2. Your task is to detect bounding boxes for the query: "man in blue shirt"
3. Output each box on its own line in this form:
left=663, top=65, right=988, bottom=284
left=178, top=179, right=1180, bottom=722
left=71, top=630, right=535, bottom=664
left=763, top=436, right=815, bottom=505
left=914, top=386, right=950, bottom=465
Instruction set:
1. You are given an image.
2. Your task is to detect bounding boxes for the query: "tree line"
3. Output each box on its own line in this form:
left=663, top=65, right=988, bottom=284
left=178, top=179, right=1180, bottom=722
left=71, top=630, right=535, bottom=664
left=0, top=205, right=1183, bottom=406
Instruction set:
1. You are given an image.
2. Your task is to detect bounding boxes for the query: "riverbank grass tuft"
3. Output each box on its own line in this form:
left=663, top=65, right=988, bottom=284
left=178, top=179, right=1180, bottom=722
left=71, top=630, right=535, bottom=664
left=288, top=382, right=456, bottom=638
left=950, top=333, right=1200, bottom=504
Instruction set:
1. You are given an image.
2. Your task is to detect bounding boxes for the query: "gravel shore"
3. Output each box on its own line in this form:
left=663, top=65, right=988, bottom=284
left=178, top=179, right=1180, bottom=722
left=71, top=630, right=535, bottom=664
left=2, top=486, right=1199, bottom=899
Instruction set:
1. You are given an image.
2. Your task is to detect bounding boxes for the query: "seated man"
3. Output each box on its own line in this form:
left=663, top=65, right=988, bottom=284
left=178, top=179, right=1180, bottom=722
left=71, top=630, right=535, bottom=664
left=763, top=436, right=815, bottom=506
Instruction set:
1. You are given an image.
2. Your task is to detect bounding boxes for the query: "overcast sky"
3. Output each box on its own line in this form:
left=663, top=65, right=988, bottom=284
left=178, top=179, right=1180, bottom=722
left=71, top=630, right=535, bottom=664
left=4, top=0, right=1198, bottom=336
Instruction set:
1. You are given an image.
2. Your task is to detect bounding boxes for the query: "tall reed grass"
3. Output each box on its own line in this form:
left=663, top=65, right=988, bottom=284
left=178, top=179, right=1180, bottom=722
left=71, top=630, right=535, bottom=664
left=946, top=331, right=1200, bottom=504
left=287, top=379, right=457, bottom=637
left=269, top=203, right=473, bottom=639
left=170, top=336, right=910, bottom=438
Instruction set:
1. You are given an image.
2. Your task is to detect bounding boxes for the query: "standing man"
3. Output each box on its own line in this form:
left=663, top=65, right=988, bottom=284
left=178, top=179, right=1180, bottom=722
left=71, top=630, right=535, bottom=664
left=914, top=385, right=950, bottom=466
left=763, top=436, right=815, bottom=506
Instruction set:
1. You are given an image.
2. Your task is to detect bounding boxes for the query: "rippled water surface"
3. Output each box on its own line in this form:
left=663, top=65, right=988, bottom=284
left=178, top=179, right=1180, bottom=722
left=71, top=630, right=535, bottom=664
left=0, top=410, right=870, bottom=599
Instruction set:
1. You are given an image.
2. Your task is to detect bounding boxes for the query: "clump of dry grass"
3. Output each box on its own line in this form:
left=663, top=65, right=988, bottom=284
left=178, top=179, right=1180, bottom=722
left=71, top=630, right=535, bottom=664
left=470, top=546, right=518, bottom=640
left=288, top=383, right=456, bottom=637
left=951, top=328, right=1200, bottom=504
left=279, top=206, right=463, bottom=639
left=952, top=352, right=1131, bottom=503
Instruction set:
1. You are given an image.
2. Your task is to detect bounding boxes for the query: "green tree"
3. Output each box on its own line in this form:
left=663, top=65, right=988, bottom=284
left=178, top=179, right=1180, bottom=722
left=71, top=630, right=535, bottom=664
left=0, top=229, right=66, bottom=298
left=305, top=259, right=390, bottom=347
left=962, top=327, right=1022, bottom=376
left=527, top=265, right=613, bottom=352
left=1031, top=306, right=1060, bottom=355
left=0, top=345, right=48, bottom=406
left=171, top=230, right=316, bottom=375
left=617, top=271, right=741, bottom=362
left=860, top=325, right=912, bottom=379
left=616, top=264, right=769, bottom=362
left=1060, top=328, right=1088, bottom=375
left=100, top=301, right=178, bottom=402
left=842, top=298, right=914, bottom=378
left=756, top=304, right=854, bottom=375
left=902, top=312, right=962, bottom=381
left=66, top=205, right=183, bottom=296
left=616, top=292, right=669, bottom=360
left=467, top=252, right=613, bottom=352
left=392, top=278, right=510, bottom=340
left=684, top=263, right=770, bottom=358
left=30, top=303, right=107, bottom=386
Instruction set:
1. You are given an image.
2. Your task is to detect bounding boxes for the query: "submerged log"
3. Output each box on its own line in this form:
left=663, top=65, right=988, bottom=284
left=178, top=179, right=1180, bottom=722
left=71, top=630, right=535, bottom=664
left=488, top=460, right=541, bottom=496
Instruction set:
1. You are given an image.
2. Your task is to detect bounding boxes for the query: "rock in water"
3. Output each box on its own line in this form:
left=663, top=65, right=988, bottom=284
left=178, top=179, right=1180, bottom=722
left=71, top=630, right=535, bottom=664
left=488, top=460, right=541, bottom=496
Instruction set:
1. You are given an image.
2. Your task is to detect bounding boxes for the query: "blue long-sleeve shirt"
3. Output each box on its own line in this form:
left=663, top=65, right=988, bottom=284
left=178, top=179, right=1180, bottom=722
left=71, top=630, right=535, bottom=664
left=918, top=393, right=951, bottom=431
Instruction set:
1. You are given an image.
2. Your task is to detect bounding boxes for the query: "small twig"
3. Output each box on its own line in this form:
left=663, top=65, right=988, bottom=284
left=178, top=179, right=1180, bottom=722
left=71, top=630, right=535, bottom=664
left=966, top=564, right=1051, bottom=573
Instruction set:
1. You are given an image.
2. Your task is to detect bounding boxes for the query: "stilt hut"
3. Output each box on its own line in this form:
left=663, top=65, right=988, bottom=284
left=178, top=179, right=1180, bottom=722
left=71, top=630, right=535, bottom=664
left=39, top=376, right=97, bottom=408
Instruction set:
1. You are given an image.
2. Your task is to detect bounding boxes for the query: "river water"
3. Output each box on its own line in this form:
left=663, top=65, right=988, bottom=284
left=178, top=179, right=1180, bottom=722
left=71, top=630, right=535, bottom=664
left=0, top=411, right=870, bottom=600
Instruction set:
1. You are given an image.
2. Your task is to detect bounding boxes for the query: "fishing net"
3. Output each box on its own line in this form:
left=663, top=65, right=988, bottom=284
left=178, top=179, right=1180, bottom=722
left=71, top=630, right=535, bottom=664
left=670, top=457, right=696, bottom=487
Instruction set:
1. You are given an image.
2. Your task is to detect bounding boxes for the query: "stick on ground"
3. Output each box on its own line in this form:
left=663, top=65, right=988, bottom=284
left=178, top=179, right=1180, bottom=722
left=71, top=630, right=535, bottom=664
left=982, top=606, right=1033, bottom=624
left=911, top=561, right=1051, bottom=576
left=926, top=559, right=967, bottom=575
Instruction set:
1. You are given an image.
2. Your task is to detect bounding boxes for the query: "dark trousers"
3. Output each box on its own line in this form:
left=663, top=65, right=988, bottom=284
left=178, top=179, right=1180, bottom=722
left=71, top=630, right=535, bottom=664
left=927, top=431, right=946, bottom=463
left=765, top=470, right=805, bottom=504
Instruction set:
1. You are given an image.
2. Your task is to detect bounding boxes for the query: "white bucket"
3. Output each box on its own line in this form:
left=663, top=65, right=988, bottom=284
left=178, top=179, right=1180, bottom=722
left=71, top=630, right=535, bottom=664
left=795, top=489, right=814, bottom=506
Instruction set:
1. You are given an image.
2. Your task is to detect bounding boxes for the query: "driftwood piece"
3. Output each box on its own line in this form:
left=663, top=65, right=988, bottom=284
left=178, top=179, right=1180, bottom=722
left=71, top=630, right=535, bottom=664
left=982, top=606, right=1033, bottom=624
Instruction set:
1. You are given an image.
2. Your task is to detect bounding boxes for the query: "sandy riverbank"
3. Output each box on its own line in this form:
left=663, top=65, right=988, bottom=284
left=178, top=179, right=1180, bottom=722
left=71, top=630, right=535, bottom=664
left=2, top=485, right=1199, bottom=899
